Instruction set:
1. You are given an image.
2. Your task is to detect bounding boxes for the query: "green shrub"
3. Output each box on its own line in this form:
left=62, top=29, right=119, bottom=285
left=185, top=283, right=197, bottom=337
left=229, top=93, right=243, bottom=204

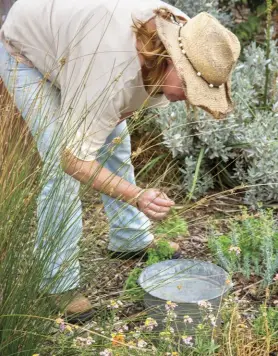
left=208, top=208, right=278, bottom=285
left=234, top=3, right=266, bottom=46
left=253, top=305, right=278, bottom=341
left=166, top=0, right=233, bottom=27
left=155, top=25, right=278, bottom=205
left=146, top=239, right=175, bottom=266
left=155, top=210, right=188, bottom=238
left=123, top=267, right=144, bottom=301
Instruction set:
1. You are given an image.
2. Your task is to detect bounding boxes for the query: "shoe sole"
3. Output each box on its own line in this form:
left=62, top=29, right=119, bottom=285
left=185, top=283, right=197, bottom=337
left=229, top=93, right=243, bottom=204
left=108, top=249, right=182, bottom=261
left=65, top=308, right=96, bottom=324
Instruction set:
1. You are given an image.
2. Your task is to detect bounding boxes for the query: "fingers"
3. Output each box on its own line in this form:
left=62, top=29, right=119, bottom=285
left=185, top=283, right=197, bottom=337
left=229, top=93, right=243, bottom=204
left=143, top=190, right=175, bottom=207
left=144, top=209, right=169, bottom=221
left=152, top=197, right=175, bottom=207
left=140, top=202, right=169, bottom=213
left=137, top=189, right=175, bottom=220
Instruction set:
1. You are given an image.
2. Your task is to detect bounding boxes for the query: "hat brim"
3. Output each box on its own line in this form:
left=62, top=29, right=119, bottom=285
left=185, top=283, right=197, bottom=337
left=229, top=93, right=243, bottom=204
left=155, top=16, right=233, bottom=119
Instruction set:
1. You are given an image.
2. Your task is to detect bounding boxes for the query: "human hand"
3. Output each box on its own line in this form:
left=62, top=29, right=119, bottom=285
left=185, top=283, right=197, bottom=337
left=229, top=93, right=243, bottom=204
left=136, top=189, right=175, bottom=220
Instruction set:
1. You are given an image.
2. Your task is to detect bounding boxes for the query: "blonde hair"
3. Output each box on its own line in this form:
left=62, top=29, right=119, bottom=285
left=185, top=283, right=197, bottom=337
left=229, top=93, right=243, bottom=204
left=131, top=8, right=171, bottom=95
left=132, top=8, right=187, bottom=96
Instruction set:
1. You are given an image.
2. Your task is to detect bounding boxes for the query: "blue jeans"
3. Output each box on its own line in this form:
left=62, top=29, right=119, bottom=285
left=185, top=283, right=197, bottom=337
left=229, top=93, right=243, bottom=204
left=0, top=43, right=153, bottom=293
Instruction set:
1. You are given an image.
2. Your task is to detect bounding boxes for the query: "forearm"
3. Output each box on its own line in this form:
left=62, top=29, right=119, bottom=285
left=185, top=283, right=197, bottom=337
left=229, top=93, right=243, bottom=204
left=62, top=150, right=141, bottom=205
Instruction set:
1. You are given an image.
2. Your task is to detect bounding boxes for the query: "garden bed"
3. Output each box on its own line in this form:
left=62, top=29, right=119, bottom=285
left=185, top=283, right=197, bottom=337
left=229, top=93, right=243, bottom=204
left=72, top=187, right=278, bottom=356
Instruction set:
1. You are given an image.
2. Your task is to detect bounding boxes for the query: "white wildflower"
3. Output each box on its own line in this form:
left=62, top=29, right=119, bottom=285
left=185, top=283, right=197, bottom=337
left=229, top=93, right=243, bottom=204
left=137, top=339, right=148, bottom=348
left=165, top=301, right=178, bottom=311
left=99, top=349, right=113, bottom=356
left=182, top=335, right=193, bottom=346
left=184, top=315, right=193, bottom=324
left=198, top=300, right=212, bottom=310
left=144, top=317, right=158, bottom=331
left=107, top=300, right=123, bottom=309
left=229, top=246, right=241, bottom=255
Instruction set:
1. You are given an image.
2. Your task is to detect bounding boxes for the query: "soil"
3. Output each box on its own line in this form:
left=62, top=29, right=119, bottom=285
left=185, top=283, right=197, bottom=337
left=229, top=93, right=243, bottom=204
left=78, top=187, right=251, bottom=318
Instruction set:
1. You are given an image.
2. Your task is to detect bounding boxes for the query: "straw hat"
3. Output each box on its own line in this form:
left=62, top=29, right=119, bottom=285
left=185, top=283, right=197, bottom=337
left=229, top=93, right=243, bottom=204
left=155, top=11, right=241, bottom=119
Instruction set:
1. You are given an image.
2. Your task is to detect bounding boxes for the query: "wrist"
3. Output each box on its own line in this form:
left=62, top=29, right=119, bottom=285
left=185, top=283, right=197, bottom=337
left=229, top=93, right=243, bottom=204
left=133, top=188, right=147, bottom=209
left=118, top=184, right=142, bottom=207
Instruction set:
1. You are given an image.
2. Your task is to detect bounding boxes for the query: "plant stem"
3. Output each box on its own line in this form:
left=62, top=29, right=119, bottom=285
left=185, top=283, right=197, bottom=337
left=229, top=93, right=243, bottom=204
left=187, top=147, right=205, bottom=201
left=263, top=0, right=273, bottom=107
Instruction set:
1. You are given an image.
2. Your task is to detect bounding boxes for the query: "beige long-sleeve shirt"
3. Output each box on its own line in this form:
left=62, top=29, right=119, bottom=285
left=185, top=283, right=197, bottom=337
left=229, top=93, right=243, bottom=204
left=0, top=0, right=187, bottom=160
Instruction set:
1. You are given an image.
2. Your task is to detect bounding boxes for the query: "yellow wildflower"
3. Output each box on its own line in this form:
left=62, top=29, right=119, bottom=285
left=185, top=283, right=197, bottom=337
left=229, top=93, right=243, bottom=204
left=55, top=318, right=64, bottom=324
left=131, top=147, right=142, bottom=158
left=112, top=333, right=125, bottom=346
left=112, top=136, right=122, bottom=144
left=65, top=325, right=73, bottom=332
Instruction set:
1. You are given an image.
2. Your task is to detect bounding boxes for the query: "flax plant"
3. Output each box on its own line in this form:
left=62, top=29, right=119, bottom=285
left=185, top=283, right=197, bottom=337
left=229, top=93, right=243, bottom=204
left=0, top=50, right=181, bottom=354
left=0, top=78, right=83, bottom=354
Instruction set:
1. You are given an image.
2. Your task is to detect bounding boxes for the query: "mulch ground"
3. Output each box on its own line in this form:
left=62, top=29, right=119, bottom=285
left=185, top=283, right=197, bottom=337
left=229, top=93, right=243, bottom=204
left=79, top=187, right=249, bottom=318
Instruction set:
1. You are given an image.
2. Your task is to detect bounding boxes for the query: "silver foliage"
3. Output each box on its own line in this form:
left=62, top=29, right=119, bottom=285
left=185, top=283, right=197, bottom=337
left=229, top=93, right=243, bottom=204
left=156, top=39, right=278, bottom=204
left=166, top=0, right=233, bottom=27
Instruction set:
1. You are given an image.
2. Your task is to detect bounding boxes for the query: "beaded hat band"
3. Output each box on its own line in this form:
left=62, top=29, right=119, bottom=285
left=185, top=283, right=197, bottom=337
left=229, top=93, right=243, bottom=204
left=155, top=10, right=241, bottom=119
left=173, top=15, right=223, bottom=89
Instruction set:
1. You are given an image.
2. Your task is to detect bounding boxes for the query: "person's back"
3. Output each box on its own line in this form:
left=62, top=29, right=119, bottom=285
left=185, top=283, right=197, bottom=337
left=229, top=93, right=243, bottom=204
left=1, top=0, right=180, bottom=160
left=1, top=0, right=181, bottom=86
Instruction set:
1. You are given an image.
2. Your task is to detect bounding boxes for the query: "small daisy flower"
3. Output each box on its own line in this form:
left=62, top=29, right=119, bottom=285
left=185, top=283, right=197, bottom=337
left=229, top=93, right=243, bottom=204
left=229, top=246, right=241, bottom=255
left=198, top=300, right=212, bottom=310
left=99, top=349, right=113, bottom=356
left=169, top=326, right=175, bottom=334
left=182, top=335, right=193, bottom=346
left=114, top=322, right=129, bottom=333
left=86, top=336, right=95, bottom=345
left=144, top=317, right=158, bottom=331
left=137, top=339, right=148, bottom=348
left=184, top=315, right=193, bottom=324
left=208, top=314, right=217, bottom=327
left=74, top=336, right=95, bottom=347
left=165, top=310, right=177, bottom=321
left=165, top=301, right=178, bottom=311
left=108, top=300, right=123, bottom=309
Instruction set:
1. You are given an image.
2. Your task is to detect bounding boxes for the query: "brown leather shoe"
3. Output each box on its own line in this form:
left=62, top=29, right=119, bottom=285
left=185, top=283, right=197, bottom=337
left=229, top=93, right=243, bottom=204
left=51, top=291, right=95, bottom=324
left=149, top=240, right=182, bottom=259
left=65, top=293, right=93, bottom=314
left=166, top=241, right=180, bottom=253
